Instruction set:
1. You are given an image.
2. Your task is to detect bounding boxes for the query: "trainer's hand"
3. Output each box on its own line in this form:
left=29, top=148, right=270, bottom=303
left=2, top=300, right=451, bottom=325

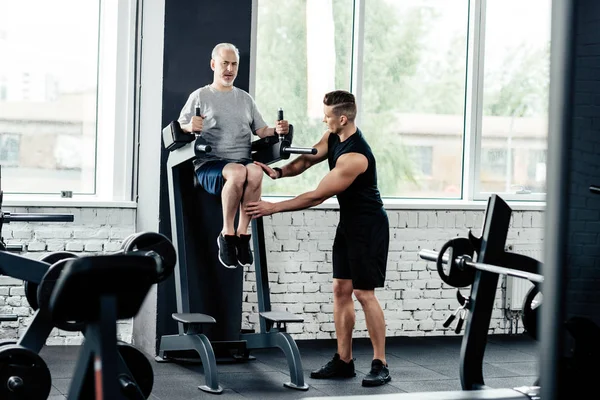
left=191, top=115, right=205, bottom=133
left=275, top=119, right=289, bottom=135
left=254, top=161, right=278, bottom=179
left=245, top=200, right=276, bottom=219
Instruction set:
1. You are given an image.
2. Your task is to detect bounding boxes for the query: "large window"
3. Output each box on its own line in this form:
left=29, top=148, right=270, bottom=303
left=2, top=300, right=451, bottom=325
left=477, top=0, right=550, bottom=197
left=254, top=0, right=354, bottom=196
left=0, top=1, right=135, bottom=199
left=254, top=0, right=551, bottom=201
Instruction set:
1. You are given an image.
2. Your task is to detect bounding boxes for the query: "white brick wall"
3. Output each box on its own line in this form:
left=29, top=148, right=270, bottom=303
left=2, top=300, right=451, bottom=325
left=0, top=207, right=136, bottom=344
left=242, top=209, right=544, bottom=340
left=0, top=206, right=543, bottom=345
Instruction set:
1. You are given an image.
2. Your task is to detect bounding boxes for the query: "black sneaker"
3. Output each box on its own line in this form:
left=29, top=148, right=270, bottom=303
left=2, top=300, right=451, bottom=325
left=362, top=359, right=391, bottom=387
left=217, top=234, right=238, bottom=269
left=237, top=234, right=253, bottom=267
left=310, top=353, right=356, bottom=379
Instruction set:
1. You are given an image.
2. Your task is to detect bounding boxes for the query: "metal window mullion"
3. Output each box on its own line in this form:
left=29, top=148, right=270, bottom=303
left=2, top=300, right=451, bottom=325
left=350, top=0, right=365, bottom=126
left=463, top=0, right=487, bottom=201
left=249, top=0, right=259, bottom=98
left=114, top=0, right=137, bottom=201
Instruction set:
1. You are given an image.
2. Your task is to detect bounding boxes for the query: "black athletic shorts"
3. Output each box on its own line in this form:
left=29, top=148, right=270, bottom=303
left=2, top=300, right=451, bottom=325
left=332, top=208, right=389, bottom=290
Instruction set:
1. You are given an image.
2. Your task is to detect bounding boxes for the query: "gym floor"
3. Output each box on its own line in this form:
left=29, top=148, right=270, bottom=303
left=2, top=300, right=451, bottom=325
left=43, top=334, right=537, bottom=399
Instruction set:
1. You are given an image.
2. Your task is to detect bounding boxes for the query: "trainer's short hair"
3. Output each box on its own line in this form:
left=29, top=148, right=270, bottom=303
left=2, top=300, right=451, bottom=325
left=323, top=90, right=357, bottom=122
left=211, top=43, right=240, bottom=61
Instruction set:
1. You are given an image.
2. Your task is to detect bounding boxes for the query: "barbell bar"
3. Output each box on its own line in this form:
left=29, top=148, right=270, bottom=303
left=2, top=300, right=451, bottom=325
left=419, top=249, right=544, bottom=284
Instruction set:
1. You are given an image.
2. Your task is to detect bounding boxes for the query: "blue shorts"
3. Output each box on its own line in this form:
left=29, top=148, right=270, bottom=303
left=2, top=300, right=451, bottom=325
left=195, top=159, right=253, bottom=195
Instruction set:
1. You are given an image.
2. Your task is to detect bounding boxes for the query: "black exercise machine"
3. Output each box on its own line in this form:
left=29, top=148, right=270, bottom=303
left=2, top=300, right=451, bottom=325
left=48, top=250, right=174, bottom=400
left=158, top=111, right=316, bottom=393
left=0, top=172, right=176, bottom=399
left=419, top=195, right=541, bottom=395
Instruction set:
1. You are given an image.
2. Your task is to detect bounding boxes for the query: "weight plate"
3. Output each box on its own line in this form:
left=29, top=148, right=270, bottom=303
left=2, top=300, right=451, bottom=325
left=522, top=285, right=542, bottom=340
left=117, top=342, right=154, bottom=398
left=25, top=252, right=79, bottom=311
left=120, top=233, right=138, bottom=252
left=24, top=281, right=39, bottom=312
left=0, top=345, right=51, bottom=400
left=125, top=232, right=176, bottom=282
left=436, top=238, right=476, bottom=288
left=80, top=342, right=154, bottom=398
left=37, top=259, right=85, bottom=332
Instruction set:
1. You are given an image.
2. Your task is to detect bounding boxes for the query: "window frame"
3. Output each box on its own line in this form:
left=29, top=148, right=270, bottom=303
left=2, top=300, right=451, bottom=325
left=0, top=0, right=137, bottom=205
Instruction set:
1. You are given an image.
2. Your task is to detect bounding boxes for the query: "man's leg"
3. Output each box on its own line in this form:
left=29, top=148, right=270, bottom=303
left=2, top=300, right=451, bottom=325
left=237, top=163, right=263, bottom=235
left=235, top=163, right=263, bottom=267
left=310, top=277, right=357, bottom=379
left=310, top=225, right=357, bottom=379
left=221, top=163, right=247, bottom=235
left=213, top=163, right=246, bottom=268
left=353, top=289, right=386, bottom=364
left=334, top=278, right=356, bottom=362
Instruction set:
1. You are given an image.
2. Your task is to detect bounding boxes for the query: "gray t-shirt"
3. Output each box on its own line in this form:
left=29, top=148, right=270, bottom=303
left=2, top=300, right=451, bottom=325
left=178, top=85, right=268, bottom=167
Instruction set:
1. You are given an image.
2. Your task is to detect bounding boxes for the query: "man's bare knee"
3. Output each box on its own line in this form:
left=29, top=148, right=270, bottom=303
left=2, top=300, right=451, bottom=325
left=245, top=164, right=263, bottom=188
left=222, top=163, right=247, bottom=188
left=333, top=279, right=354, bottom=300
left=353, top=289, right=375, bottom=305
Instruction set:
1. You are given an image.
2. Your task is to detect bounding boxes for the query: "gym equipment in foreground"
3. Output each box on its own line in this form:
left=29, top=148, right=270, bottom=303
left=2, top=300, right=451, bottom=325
left=0, top=178, right=173, bottom=399
left=0, top=179, right=75, bottom=399
left=158, top=112, right=315, bottom=393
left=419, top=195, right=540, bottom=393
left=48, top=250, right=173, bottom=400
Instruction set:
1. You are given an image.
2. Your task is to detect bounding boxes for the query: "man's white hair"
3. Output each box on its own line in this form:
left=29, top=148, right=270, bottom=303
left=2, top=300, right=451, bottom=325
left=211, top=43, right=240, bottom=61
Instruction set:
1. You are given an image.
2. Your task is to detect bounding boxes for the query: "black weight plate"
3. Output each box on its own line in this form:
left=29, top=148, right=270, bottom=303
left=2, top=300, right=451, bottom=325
left=80, top=342, right=154, bottom=398
left=436, top=238, right=476, bottom=288
left=25, top=252, right=79, bottom=311
left=24, top=281, right=39, bottom=312
left=117, top=342, right=154, bottom=398
left=120, top=233, right=138, bottom=251
left=0, top=345, right=51, bottom=400
left=522, top=285, right=541, bottom=340
left=125, top=232, right=176, bottom=282
left=37, top=259, right=85, bottom=332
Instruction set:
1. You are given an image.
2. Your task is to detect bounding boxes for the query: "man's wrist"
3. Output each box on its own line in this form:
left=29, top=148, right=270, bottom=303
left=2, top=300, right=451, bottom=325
left=273, top=167, right=283, bottom=179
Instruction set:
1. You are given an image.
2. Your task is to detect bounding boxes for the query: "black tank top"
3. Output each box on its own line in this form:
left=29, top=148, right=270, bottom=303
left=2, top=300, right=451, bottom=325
left=328, top=129, right=384, bottom=219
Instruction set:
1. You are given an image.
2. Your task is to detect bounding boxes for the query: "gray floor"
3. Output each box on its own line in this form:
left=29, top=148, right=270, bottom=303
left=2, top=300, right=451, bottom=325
left=42, top=335, right=538, bottom=399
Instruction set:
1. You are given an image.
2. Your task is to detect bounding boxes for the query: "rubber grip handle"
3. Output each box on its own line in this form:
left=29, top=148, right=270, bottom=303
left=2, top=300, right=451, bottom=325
left=443, top=314, right=456, bottom=328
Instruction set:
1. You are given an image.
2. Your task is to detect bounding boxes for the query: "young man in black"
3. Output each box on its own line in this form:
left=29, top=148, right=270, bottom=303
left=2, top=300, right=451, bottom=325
left=245, top=90, right=391, bottom=387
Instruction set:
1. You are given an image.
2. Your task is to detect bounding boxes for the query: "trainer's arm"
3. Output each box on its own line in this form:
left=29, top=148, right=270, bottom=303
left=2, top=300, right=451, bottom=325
left=280, top=131, right=331, bottom=177
left=246, top=153, right=367, bottom=217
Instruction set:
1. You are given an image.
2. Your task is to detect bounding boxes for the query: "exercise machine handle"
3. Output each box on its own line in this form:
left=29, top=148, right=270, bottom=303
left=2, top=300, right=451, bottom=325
left=195, top=142, right=212, bottom=154
left=2, top=212, right=74, bottom=223
left=590, top=185, right=600, bottom=194
left=282, top=146, right=317, bottom=155
left=193, top=107, right=211, bottom=154
left=277, top=108, right=285, bottom=142
left=194, top=107, right=203, bottom=135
